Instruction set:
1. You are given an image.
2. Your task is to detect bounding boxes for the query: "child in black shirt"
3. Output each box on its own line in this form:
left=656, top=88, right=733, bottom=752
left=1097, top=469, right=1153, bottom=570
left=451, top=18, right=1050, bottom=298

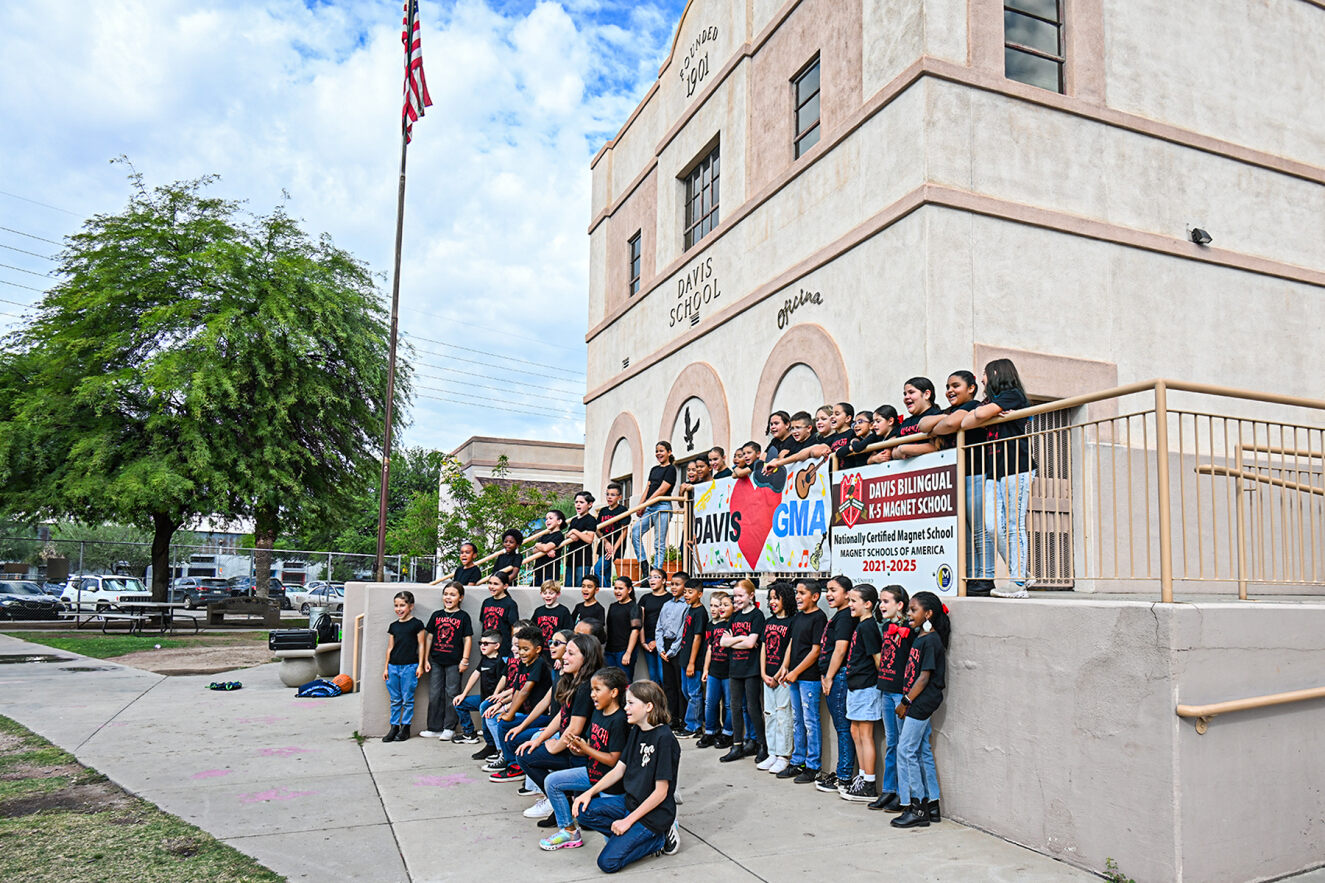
left=841, top=584, right=884, bottom=802
left=870, top=585, right=914, bottom=811
left=720, top=579, right=766, bottom=762
left=480, top=572, right=521, bottom=658
left=678, top=578, right=709, bottom=737
left=571, top=680, right=681, bottom=872
left=573, top=574, right=607, bottom=628
left=421, top=581, right=473, bottom=740
left=698, top=591, right=733, bottom=749
left=634, top=567, right=670, bottom=686
left=605, top=576, right=639, bottom=677
left=452, top=542, right=482, bottom=586
left=532, top=510, right=566, bottom=586
left=565, top=491, right=600, bottom=586
left=531, top=582, right=573, bottom=650
left=892, top=377, right=944, bottom=461
left=778, top=579, right=827, bottom=781
left=491, top=529, right=524, bottom=581
left=382, top=591, right=426, bottom=743
left=758, top=581, right=796, bottom=774
left=817, top=575, right=856, bottom=792
left=892, top=592, right=950, bottom=828
left=453, top=629, right=503, bottom=747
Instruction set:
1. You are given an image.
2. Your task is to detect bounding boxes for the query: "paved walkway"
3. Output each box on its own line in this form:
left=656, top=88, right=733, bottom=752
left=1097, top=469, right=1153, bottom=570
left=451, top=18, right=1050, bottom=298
left=0, top=632, right=1098, bottom=882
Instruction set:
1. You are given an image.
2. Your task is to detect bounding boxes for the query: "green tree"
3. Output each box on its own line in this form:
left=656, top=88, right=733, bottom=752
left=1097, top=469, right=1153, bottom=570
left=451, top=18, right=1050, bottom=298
left=434, top=456, right=563, bottom=575
left=0, top=168, right=404, bottom=600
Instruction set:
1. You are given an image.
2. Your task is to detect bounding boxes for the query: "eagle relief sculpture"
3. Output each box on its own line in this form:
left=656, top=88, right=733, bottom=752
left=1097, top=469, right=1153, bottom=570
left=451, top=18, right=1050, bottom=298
left=683, top=406, right=701, bottom=452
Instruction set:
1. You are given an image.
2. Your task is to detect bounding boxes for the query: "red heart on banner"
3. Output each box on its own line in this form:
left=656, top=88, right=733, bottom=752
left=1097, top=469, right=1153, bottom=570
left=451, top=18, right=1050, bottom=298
left=729, top=472, right=784, bottom=569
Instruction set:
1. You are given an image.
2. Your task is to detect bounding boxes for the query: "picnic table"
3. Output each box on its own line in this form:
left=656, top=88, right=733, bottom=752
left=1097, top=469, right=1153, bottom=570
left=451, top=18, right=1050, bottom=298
left=92, top=601, right=200, bottom=636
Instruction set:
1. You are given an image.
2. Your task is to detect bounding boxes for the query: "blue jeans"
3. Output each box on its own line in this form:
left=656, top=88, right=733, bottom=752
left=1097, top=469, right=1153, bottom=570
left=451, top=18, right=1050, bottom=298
left=987, top=469, right=1036, bottom=585
left=591, top=554, right=615, bottom=587
left=490, top=713, right=550, bottom=766
left=631, top=503, right=671, bottom=570
left=576, top=792, right=668, bottom=874
left=789, top=678, right=822, bottom=768
left=521, top=744, right=583, bottom=795
left=897, top=714, right=941, bottom=804
left=826, top=672, right=854, bottom=779
left=966, top=473, right=993, bottom=579
left=385, top=664, right=419, bottom=726
left=605, top=651, right=634, bottom=679
left=704, top=676, right=731, bottom=735
left=880, top=691, right=904, bottom=794
left=642, top=647, right=665, bottom=685
left=545, top=765, right=593, bottom=830
left=681, top=669, right=704, bottom=731
left=454, top=694, right=482, bottom=737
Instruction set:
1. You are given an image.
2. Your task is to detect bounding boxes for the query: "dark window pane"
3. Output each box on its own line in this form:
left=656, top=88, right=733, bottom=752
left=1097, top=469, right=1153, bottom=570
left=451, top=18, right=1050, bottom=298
left=796, top=62, right=820, bottom=104
left=797, top=93, right=821, bottom=136
left=1004, top=10, right=1060, bottom=56
left=795, top=124, right=820, bottom=157
left=1005, top=0, right=1059, bottom=20
left=1004, top=47, right=1062, bottom=91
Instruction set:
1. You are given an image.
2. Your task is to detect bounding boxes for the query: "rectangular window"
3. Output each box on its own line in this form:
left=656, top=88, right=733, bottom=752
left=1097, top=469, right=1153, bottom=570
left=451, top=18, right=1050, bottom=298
left=1003, top=0, right=1064, bottom=93
left=793, top=57, right=821, bottom=158
left=683, top=144, right=720, bottom=251
left=627, top=232, right=642, bottom=296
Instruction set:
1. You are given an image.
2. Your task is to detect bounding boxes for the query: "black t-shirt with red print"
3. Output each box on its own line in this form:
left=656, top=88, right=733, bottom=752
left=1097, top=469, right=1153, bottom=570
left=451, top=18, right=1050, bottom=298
left=761, top=615, right=792, bottom=677
left=727, top=607, right=765, bottom=679
left=898, top=404, right=943, bottom=439
left=424, top=608, right=473, bottom=666
left=902, top=631, right=946, bottom=719
left=480, top=595, right=520, bottom=657
left=532, top=603, right=572, bottom=650
left=511, top=656, right=553, bottom=714
left=704, top=620, right=731, bottom=679
left=585, top=707, right=628, bottom=791
left=818, top=608, right=855, bottom=676
left=680, top=604, right=709, bottom=666
left=597, top=504, right=630, bottom=559
left=845, top=617, right=882, bottom=689
left=876, top=620, right=915, bottom=694
left=531, top=530, right=564, bottom=585
left=556, top=680, right=594, bottom=735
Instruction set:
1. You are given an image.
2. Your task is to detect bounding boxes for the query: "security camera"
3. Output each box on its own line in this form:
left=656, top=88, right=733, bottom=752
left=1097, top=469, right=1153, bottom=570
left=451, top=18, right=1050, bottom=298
left=1189, top=227, right=1212, bottom=246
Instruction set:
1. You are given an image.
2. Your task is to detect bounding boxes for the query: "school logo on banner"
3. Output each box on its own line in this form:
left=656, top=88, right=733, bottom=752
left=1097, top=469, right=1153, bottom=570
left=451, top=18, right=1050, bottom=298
left=839, top=473, right=865, bottom=529
left=691, top=462, right=830, bottom=573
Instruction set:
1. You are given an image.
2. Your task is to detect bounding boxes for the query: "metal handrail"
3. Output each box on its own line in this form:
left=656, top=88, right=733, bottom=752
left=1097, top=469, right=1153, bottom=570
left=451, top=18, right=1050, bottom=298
left=1177, top=685, right=1325, bottom=734
left=520, top=496, right=689, bottom=568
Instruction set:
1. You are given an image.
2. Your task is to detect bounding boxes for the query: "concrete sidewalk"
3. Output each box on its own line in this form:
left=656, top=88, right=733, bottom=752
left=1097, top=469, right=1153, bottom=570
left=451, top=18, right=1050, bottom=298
left=0, top=632, right=1096, bottom=882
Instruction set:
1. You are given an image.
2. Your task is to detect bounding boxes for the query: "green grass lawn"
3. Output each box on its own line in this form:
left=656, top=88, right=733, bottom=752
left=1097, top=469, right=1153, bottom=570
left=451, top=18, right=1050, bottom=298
left=0, top=716, right=282, bottom=882
left=0, top=631, right=268, bottom=659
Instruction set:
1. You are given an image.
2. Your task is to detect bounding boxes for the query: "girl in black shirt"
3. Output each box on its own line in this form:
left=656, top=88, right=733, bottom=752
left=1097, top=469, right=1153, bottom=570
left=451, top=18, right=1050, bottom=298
left=635, top=567, right=670, bottom=686
left=893, top=591, right=950, bottom=828
left=871, top=585, right=912, bottom=812
left=532, top=510, right=566, bottom=586
left=866, top=405, right=900, bottom=465
left=841, top=584, right=884, bottom=802
left=491, top=529, right=525, bottom=581
left=758, top=581, right=796, bottom=774
left=719, top=579, right=767, bottom=763
left=630, top=442, right=678, bottom=570
left=837, top=409, right=874, bottom=469
left=605, top=576, right=640, bottom=677
left=383, top=591, right=426, bottom=743
left=929, top=371, right=995, bottom=595
left=891, top=377, right=944, bottom=461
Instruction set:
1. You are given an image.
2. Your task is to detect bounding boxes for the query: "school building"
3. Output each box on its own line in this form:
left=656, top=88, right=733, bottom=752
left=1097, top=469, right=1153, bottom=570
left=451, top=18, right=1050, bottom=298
left=582, top=0, right=1325, bottom=501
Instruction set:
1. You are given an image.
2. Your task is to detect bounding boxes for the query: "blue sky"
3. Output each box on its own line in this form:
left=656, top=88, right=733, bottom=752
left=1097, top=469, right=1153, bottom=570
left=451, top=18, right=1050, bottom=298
left=0, top=0, right=687, bottom=451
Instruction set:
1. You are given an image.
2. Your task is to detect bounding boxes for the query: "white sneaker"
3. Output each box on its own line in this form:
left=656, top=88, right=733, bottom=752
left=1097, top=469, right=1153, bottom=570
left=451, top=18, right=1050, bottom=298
left=439, top=729, right=455, bottom=741
left=767, top=757, right=789, bottom=775
left=990, top=586, right=1029, bottom=599
left=755, top=754, right=776, bottom=771
left=419, top=730, right=441, bottom=738
left=523, top=797, right=552, bottom=818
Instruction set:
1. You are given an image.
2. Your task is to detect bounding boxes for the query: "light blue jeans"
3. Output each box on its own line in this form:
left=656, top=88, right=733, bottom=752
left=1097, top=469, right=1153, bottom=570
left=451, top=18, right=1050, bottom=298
left=987, top=469, right=1036, bottom=585
left=897, top=714, right=940, bottom=804
left=880, top=691, right=904, bottom=794
left=545, top=765, right=593, bottom=830
left=631, top=502, right=671, bottom=570
left=764, top=682, right=792, bottom=756
left=789, top=678, right=822, bottom=768
left=385, top=664, right=418, bottom=726
left=682, top=669, right=704, bottom=732
left=966, top=473, right=993, bottom=579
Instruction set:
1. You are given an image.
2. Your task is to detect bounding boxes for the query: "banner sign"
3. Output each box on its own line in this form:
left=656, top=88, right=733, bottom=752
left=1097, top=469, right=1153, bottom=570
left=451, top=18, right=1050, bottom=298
left=831, top=450, right=959, bottom=595
left=691, top=461, right=830, bottom=574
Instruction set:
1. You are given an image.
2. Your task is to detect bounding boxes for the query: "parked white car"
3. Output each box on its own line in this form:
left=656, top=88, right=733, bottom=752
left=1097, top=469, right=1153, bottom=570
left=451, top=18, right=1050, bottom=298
left=296, top=583, right=344, bottom=614
left=60, top=574, right=152, bottom=612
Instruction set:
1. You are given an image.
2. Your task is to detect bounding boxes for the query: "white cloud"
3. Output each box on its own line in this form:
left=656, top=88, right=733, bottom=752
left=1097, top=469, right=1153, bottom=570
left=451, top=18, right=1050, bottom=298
left=0, top=0, right=682, bottom=452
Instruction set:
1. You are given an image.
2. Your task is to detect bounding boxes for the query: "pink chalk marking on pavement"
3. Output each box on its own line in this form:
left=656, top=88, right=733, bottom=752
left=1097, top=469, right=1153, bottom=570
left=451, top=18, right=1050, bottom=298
left=192, top=769, right=231, bottom=780
left=103, top=721, right=130, bottom=728
left=291, top=700, right=323, bottom=707
left=257, top=746, right=316, bottom=757
left=413, top=773, right=474, bottom=788
left=237, top=715, right=287, bottom=725
left=238, top=788, right=317, bottom=804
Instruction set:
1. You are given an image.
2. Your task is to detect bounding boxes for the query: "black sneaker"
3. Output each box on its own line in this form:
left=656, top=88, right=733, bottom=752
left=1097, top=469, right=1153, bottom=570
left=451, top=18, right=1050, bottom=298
left=536, top=812, right=558, bottom=829
left=695, top=733, right=715, bottom=748
left=776, top=763, right=804, bottom=780
left=793, top=767, right=820, bottom=785
left=471, top=744, right=497, bottom=761
left=840, top=776, right=876, bottom=802
left=814, top=772, right=839, bottom=793
left=662, top=823, right=680, bottom=855
left=714, top=734, right=732, bottom=749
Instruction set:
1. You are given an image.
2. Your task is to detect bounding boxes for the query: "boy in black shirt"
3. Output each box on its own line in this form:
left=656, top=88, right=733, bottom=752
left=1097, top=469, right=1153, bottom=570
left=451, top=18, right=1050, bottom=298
left=778, top=579, right=827, bottom=781
left=422, top=581, right=473, bottom=741
left=678, top=579, right=709, bottom=736
left=816, top=576, right=856, bottom=792
left=491, top=529, right=524, bottom=581
left=565, top=491, right=600, bottom=587
left=572, top=680, right=681, bottom=872
left=480, top=573, right=521, bottom=658
left=593, top=482, right=630, bottom=587
left=763, top=410, right=792, bottom=463
left=531, top=582, right=573, bottom=649
left=572, top=574, right=607, bottom=627
left=532, top=510, right=566, bottom=586
left=489, top=627, right=554, bottom=779
left=452, top=542, right=482, bottom=586
left=635, top=570, right=670, bottom=686
left=453, top=629, right=504, bottom=749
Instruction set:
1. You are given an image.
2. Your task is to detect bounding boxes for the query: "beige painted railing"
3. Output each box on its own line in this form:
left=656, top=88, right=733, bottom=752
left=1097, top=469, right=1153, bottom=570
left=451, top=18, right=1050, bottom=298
left=1177, top=685, right=1325, bottom=734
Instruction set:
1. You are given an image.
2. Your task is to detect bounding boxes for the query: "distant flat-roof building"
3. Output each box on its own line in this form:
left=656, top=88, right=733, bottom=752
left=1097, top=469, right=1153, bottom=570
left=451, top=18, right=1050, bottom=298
left=583, top=0, right=1324, bottom=496
left=445, top=436, right=585, bottom=500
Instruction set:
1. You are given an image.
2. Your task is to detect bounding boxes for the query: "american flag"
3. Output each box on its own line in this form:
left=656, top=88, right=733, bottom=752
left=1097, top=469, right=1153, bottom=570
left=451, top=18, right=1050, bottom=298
left=401, top=0, right=432, bottom=142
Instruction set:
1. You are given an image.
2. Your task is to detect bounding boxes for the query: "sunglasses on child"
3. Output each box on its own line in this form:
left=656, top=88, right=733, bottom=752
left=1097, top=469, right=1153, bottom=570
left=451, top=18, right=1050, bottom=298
left=550, top=639, right=568, bottom=647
